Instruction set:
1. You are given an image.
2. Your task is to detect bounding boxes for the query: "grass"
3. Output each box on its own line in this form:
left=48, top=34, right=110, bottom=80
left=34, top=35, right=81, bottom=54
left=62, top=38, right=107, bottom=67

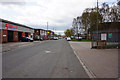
left=81, top=39, right=92, bottom=42
left=107, top=44, right=119, bottom=49
left=92, top=44, right=120, bottom=49
left=71, top=39, right=92, bottom=42
left=71, top=39, right=81, bottom=41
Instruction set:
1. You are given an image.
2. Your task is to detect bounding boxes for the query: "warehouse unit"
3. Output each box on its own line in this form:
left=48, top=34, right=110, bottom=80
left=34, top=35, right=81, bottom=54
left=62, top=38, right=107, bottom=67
left=34, top=29, right=47, bottom=40
left=0, top=19, right=34, bottom=43
left=34, top=29, right=54, bottom=40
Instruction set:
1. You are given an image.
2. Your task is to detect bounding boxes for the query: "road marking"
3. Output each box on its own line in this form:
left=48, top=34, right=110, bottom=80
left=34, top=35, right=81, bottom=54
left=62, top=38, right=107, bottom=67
left=45, top=50, right=51, bottom=53
left=70, top=44, right=96, bottom=78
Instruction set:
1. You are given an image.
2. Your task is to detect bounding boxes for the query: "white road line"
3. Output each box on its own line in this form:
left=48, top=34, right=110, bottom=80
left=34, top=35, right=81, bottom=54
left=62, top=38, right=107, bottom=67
left=70, top=44, right=96, bottom=78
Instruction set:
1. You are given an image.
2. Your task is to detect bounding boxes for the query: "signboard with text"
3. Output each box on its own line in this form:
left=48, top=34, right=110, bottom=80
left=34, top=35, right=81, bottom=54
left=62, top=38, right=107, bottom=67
left=5, top=24, right=18, bottom=31
left=108, top=33, right=112, bottom=39
left=101, top=33, right=107, bottom=40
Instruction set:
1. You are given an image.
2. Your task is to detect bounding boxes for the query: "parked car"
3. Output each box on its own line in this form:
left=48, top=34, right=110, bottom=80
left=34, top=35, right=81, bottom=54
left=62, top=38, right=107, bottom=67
left=34, top=35, right=43, bottom=41
left=54, top=37, right=59, bottom=40
left=39, top=37, right=43, bottom=41
left=20, top=37, right=33, bottom=42
left=26, top=37, right=34, bottom=42
left=71, top=36, right=75, bottom=39
left=75, top=37, right=82, bottom=40
left=34, top=35, right=40, bottom=40
left=66, top=37, right=71, bottom=41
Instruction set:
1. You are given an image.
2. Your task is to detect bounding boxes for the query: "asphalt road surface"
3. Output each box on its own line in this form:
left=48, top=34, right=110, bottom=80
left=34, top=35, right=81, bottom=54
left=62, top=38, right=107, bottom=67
left=3, top=39, right=89, bottom=78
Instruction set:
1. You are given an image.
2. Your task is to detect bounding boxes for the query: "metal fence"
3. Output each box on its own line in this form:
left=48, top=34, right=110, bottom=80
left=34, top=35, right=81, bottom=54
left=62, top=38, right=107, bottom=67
left=91, top=30, right=119, bottom=49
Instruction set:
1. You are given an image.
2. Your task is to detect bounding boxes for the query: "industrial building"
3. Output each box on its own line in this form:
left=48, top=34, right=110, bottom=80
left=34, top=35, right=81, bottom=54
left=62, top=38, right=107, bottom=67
left=34, top=29, right=47, bottom=40
left=0, top=19, right=34, bottom=43
left=34, top=29, right=54, bottom=40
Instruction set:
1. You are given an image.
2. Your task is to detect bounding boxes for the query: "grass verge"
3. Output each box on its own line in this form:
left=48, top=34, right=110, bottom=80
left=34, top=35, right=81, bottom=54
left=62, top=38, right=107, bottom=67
left=71, top=39, right=92, bottom=42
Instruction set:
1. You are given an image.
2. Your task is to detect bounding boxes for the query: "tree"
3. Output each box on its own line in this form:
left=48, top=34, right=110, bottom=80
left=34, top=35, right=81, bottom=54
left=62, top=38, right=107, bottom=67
left=81, top=12, right=90, bottom=32
left=100, top=3, right=110, bottom=22
left=81, top=8, right=103, bottom=33
left=100, top=2, right=119, bottom=22
left=64, top=29, right=74, bottom=37
left=72, top=16, right=84, bottom=36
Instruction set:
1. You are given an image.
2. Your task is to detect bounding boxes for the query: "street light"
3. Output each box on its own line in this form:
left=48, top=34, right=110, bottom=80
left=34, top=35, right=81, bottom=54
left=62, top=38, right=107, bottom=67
left=47, top=22, right=48, bottom=39
left=97, top=0, right=99, bottom=40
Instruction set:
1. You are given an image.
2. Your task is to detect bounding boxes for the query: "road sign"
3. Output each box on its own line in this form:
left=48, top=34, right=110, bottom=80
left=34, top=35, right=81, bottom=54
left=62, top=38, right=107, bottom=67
left=108, top=33, right=112, bottom=38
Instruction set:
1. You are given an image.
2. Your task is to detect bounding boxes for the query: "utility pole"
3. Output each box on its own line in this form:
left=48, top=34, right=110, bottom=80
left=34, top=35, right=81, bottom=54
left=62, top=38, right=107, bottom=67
left=47, top=22, right=48, bottom=39
left=53, top=27, right=54, bottom=33
left=97, top=0, right=99, bottom=40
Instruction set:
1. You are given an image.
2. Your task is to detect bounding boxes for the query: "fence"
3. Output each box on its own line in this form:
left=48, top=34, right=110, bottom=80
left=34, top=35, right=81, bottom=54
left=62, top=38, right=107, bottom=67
left=91, top=30, right=119, bottom=49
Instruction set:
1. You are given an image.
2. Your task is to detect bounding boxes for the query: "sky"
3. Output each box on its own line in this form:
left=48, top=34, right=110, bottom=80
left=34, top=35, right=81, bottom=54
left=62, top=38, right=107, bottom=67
left=0, top=0, right=117, bottom=35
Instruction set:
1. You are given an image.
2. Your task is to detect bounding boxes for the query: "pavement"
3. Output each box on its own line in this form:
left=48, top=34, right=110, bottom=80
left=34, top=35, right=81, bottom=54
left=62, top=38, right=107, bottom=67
left=3, top=39, right=89, bottom=78
left=69, top=41, right=118, bottom=78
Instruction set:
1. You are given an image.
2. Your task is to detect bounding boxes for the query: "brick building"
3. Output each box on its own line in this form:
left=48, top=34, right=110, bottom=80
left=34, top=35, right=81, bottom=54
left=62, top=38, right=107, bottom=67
left=34, top=29, right=54, bottom=40
left=34, top=29, right=47, bottom=40
left=0, top=19, right=34, bottom=43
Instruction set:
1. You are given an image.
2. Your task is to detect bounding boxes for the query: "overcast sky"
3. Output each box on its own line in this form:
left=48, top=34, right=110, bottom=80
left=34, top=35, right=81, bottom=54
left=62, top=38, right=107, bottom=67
left=0, top=0, right=117, bottom=35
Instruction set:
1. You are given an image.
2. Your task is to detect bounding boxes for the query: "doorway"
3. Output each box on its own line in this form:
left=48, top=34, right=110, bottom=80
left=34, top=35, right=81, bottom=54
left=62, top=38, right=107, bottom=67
left=8, top=30, right=13, bottom=42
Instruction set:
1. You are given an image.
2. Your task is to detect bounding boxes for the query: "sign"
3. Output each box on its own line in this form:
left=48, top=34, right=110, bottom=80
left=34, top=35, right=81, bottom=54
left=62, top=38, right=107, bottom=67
left=48, top=32, right=50, bottom=34
left=108, top=33, right=112, bottom=38
left=5, top=24, right=18, bottom=30
left=101, top=33, right=107, bottom=40
left=3, top=35, right=6, bottom=37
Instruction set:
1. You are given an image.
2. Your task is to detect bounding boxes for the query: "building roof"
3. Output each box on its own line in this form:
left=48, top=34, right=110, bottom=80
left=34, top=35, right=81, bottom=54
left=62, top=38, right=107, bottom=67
left=91, top=22, right=120, bottom=31
left=0, top=18, right=33, bottom=29
left=34, top=29, right=44, bottom=30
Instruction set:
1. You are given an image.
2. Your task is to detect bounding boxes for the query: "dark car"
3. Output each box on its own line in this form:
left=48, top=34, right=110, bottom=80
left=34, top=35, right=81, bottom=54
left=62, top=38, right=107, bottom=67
left=26, top=37, right=34, bottom=42
left=20, top=37, right=33, bottom=42
left=39, top=37, right=43, bottom=41
left=34, top=35, right=43, bottom=41
left=34, top=35, right=40, bottom=40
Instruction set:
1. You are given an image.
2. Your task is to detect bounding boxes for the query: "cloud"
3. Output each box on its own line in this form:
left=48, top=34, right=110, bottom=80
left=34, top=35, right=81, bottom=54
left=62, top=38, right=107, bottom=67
left=0, top=0, right=25, bottom=5
left=0, top=0, right=117, bottom=35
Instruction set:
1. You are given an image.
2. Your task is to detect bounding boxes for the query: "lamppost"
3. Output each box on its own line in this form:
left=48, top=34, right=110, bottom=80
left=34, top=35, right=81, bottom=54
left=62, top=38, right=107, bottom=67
left=97, top=0, right=99, bottom=40
left=47, top=22, right=48, bottom=40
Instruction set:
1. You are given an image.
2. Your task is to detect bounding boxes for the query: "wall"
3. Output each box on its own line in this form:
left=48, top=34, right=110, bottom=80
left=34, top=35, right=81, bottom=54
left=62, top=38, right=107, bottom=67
left=22, top=32, right=25, bottom=37
left=2, top=30, right=8, bottom=43
left=13, top=31, right=18, bottom=42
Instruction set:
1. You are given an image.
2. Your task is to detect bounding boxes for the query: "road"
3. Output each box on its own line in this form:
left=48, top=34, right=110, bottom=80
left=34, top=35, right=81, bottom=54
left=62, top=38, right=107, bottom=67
left=3, top=39, right=89, bottom=78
